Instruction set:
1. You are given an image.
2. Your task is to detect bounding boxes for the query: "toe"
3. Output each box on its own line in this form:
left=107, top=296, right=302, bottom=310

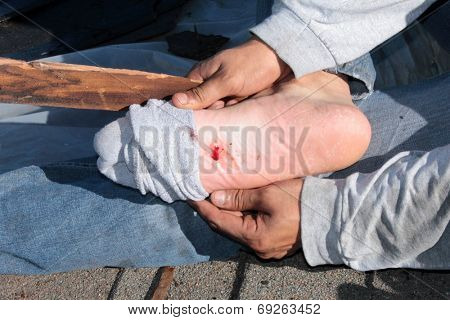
left=94, top=117, right=134, bottom=164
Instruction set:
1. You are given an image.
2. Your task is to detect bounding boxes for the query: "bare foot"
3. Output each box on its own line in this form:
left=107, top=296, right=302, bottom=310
left=193, top=71, right=371, bottom=192
left=95, top=72, right=371, bottom=201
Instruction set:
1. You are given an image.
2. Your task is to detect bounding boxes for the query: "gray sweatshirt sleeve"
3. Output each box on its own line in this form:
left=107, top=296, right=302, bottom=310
left=301, top=145, right=450, bottom=271
left=251, top=0, right=436, bottom=78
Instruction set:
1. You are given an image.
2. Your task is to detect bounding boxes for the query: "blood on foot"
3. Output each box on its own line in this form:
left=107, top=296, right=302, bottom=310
left=211, top=144, right=223, bottom=161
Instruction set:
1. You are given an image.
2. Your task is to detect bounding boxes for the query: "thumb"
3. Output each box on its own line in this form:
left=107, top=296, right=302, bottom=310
left=211, top=189, right=263, bottom=212
left=172, top=73, right=230, bottom=110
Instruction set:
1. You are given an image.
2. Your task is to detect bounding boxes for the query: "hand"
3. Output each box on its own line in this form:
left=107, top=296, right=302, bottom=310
left=190, top=179, right=303, bottom=259
left=172, top=37, right=291, bottom=110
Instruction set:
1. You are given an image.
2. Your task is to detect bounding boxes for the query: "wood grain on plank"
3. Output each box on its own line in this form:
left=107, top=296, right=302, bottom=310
left=0, top=58, right=200, bottom=111
left=151, top=267, right=175, bottom=300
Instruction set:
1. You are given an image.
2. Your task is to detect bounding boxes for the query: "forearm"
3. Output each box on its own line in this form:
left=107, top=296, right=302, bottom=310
left=301, top=144, right=450, bottom=271
left=251, top=0, right=436, bottom=78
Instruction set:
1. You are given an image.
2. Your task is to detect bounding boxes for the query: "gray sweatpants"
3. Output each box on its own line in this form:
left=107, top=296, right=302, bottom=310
left=301, top=72, right=450, bottom=271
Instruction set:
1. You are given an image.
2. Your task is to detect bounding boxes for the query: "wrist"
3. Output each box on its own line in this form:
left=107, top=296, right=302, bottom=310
left=247, top=36, right=291, bottom=80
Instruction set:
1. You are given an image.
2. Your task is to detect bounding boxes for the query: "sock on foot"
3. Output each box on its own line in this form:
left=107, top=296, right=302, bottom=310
left=94, top=99, right=208, bottom=203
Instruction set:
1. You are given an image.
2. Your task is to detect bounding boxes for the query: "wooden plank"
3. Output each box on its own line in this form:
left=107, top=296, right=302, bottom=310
left=150, top=267, right=175, bottom=300
left=0, top=58, right=200, bottom=111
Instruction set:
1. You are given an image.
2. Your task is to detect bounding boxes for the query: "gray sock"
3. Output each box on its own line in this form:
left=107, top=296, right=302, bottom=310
left=94, top=99, right=208, bottom=203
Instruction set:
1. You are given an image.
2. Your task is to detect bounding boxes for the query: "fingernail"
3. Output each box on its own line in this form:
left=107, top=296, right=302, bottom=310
left=176, top=93, right=188, bottom=105
left=212, top=191, right=226, bottom=206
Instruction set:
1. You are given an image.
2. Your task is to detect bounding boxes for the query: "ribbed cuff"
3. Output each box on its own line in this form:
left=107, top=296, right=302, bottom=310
left=301, top=176, right=344, bottom=266
left=250, top=6, right=336, bottom=78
